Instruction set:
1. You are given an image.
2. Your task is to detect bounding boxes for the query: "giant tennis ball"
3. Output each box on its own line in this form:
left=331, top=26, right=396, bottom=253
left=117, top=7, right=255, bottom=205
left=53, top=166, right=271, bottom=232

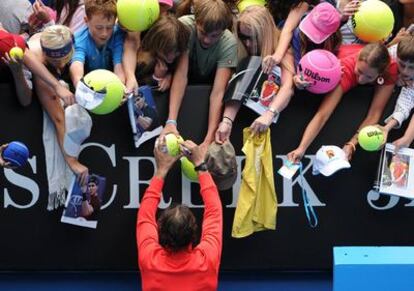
left=358, top=126, right=384, bottom=151
left=237, top=0, right=266, bottom=12
left=180, top=157, right=198, bottom=182
left=165, top=134, right=184, bottom=156
left=298, top=49, right=341, bottom=94
left=82, top=69, right=124, bottom=115
left=117, top=0, right=160, bottom=32
left=352, top=0, right=394, bottom=42
left=2, top=141, right=29, bottom=168
left=9, top=47, right=24, bottom=60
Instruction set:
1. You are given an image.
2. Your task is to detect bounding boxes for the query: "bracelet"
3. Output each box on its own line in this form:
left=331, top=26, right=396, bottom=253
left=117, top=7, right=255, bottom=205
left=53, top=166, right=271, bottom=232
left=166, top=119, right=177, bottom=126
left=221, top=119, right=232, bottom=127
left=223, top=116, right=233, bottom=124
left=152, top=74, right=163, bottom=82
left=345, top=142, right=356, bottom=152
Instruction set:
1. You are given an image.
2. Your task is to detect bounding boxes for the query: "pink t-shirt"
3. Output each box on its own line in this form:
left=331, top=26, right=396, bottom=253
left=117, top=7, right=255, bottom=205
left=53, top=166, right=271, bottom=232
left=57, top=1, right=85, bottom=33
left=338, top=44, right=398, bottom=93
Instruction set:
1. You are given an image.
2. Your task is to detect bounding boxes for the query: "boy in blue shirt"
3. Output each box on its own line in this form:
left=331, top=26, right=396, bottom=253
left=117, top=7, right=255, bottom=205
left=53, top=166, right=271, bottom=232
left=70, top=0, right=125, bottom=87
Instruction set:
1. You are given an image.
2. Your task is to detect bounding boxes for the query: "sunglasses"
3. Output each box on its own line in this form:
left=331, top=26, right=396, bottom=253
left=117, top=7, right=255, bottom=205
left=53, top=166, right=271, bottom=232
left=237, top=30, right=254, bottom=42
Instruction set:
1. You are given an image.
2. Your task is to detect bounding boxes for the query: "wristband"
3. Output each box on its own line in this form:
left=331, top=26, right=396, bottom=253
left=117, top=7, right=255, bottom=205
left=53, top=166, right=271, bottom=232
left=194, top=161, right=208, bottom=172
left=267, top=107, right=279, bottom=116
left=166, top=119, right=177, bottom=126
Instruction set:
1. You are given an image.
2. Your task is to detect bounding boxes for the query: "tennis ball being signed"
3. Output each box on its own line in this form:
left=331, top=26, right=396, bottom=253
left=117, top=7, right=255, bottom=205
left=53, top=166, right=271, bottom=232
left=358, top=126, right=384, bottom=151
left=165, top=134, right=184, bottom=156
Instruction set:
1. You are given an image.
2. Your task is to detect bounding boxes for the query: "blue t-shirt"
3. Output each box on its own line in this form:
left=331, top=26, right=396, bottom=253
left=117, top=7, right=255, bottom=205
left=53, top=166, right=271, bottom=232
left=72, top=25, right=125, bottom=72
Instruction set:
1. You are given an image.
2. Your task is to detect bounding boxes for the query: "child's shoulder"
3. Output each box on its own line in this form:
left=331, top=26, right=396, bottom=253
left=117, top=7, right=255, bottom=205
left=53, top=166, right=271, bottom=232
left=74, top=26, right=89, bottom=42
left=178, top=15, right=195, bottom=28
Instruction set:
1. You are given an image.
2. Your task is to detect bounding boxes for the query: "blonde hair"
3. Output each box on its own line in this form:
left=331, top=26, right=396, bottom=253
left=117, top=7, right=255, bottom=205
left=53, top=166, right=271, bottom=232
left=40, top=25, right=72, bottom=50
left=237, top=5, right=294, bottom=72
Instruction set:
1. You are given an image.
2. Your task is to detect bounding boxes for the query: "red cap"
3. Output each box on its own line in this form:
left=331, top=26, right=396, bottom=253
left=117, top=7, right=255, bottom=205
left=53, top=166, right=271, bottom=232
left=0, top=30, right=26, bottom=59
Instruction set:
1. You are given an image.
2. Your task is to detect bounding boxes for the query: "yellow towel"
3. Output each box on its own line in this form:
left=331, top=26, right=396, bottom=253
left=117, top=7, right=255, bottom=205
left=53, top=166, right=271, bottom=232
left=232, top=128, right=277, bottom=238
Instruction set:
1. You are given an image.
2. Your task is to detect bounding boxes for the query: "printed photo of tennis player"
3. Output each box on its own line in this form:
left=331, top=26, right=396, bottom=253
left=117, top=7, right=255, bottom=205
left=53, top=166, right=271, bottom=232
left=379, top=144, right=414, bottom=200
left=61, top=174, right=106, bottom=229
left=127, top=85, right=163, bottom=148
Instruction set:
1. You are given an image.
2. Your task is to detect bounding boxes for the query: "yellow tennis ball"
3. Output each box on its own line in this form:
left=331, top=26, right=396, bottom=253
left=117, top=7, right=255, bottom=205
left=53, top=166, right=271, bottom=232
left=82, top=69, right=124, bottom=115
left=358, top=126, right=384, bottom=151
left=180, top=157, right=198, bottom=182
left=237, top=0, right=266, bottom=12
left=352, top=0, right=394, bottom=42
left=117, top=0, right=160, bottom=32
left=165, top=134, right=183, bottom=156
left=9, top=47, right=24, bottom=60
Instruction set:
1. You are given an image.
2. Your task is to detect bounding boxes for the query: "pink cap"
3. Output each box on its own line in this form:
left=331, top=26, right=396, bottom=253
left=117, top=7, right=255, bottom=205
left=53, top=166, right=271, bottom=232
left=299, top=2, right=341, bottom=44
left=158, top=0, right=173, bottom=8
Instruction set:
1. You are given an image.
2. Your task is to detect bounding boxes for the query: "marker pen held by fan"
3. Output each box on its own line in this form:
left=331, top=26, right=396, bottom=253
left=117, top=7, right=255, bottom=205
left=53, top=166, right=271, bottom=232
left=298, top=64, right=305, bottom=81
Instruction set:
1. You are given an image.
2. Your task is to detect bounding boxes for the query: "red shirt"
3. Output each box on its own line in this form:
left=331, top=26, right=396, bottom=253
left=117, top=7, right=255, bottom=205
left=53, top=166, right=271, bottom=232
left=339, top=44, right=398, bottom=93
left=137, top=172, right=222, bottom=291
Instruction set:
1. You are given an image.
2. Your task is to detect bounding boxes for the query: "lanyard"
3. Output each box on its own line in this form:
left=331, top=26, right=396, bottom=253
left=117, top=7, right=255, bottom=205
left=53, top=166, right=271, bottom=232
left=298, top=163, right=318, bottom=228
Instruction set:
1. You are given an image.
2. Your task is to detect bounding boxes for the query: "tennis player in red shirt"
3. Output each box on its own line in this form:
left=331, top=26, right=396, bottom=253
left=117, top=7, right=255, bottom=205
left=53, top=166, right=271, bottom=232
left=137, top=138, right=222, bottom=291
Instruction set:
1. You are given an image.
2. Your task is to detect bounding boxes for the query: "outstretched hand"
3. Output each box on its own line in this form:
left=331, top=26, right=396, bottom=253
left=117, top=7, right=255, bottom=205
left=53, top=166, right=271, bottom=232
left=180, top=140, right=205, bottom=167
left=0, top=144, right=13, bottom=169
left=287, top=147, right=305, bottom=164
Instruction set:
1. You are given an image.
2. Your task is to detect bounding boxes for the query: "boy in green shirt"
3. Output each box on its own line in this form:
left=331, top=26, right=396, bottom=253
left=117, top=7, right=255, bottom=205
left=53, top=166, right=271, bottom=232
left=161, top=0, right=238, bottom=157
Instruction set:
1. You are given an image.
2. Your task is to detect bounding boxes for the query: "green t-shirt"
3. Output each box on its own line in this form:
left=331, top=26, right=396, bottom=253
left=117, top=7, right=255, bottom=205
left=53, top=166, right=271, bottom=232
left=179, top=15, right=238, bottom=82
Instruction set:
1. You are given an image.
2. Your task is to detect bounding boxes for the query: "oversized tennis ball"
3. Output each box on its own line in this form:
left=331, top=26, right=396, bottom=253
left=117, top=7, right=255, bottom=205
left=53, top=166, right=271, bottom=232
left=9, top=47, right=24, bottom=59
left=117, top=0, right=160, bottom=32
left=164, top=134, right=183, bottom=156
left=237, top=0, right=266, bottom=12
left=352, top=0, right=394, bottom=42
left=180, top=157, right=198, bottom=182
left=358, top=126, right=384, bottom=151
left=2, top=141, right=29, bottom=168
left=82, top=69, right=124, bottom=115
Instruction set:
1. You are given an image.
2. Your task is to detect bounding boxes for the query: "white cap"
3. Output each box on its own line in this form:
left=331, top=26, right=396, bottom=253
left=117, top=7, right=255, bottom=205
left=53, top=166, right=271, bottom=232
left=64, top=104, right=92, bottom=157
left=75, top=80, right=105, bottom=110
left=312, top=145, right=351, bottom=176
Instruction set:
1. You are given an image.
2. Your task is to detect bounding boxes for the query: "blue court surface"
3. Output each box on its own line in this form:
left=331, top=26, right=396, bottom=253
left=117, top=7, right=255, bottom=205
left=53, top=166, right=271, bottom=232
left=0, top=272, right=331, bottom=291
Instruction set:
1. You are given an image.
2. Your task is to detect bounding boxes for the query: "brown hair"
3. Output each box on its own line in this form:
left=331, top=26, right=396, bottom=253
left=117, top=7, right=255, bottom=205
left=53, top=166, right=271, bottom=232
left=299, top=30, right=342, bottom=57
left=157, top=204, right=198, bottom=252
left=53, top=0, right=83, bottom=27
left=85, top=0, right=116, bottom=20
left=397, top=35, right=414, bottom=63
left=267, top=0, right=317, bottom=24
left=194, top=0, right=232, bottom=33
left=141, top=15, right=190, bottom=60
left=176, top=0, right=238, bottom=17
left=237, top=5, right=294, bottom=72
left=359, top=43, right=390, bottom=75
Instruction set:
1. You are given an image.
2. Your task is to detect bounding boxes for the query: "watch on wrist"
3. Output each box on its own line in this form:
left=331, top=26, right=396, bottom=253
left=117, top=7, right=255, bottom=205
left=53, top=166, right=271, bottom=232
left=267, top=107, right=279, bottom=116
left=194, top=162, right=208, bottom=172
